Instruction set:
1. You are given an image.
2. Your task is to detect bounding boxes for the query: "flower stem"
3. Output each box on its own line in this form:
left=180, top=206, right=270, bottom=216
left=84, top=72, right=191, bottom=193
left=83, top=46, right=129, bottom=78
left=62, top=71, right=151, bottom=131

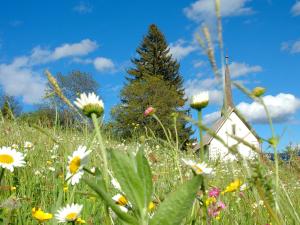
left=0, top=168, right=4, bottom=184
left=91, top=113, right=109, bottom=189
left=198, top=110, right=205, bottom=162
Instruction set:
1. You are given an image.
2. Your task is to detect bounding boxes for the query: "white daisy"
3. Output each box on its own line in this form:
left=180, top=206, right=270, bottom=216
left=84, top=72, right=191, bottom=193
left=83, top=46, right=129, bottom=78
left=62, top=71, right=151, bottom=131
left=182, top=159, right=214, bottom=175
left=74, top=92, right=104, bottom=117
left=190, top=92, right=209, bottom=110
left=0, top=146, right=26, bottom=172
left=66, top=146, right=91, bottom=185
left=112, top=194, right=131, bottom=212
left=55, top=203, right=83, bottom=223
left=24, top=141, right=33, bottom=149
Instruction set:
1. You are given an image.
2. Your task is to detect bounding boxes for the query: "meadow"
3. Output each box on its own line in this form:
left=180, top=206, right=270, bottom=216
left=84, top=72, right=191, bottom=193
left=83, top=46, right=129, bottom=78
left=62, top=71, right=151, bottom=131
left=0, top=111, right=299, bottom=224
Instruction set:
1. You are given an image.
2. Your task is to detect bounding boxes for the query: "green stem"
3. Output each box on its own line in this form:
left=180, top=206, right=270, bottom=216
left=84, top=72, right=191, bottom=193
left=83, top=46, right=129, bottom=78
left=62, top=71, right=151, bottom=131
left=152, top=114, right=172, bottom=145
left=173, top=116, right=183, bottom=184
left=91, top=113, right=109, bottom=189
left=198, top=110, right=205, bottom=162
left=0, top=168, right=4, bottom=184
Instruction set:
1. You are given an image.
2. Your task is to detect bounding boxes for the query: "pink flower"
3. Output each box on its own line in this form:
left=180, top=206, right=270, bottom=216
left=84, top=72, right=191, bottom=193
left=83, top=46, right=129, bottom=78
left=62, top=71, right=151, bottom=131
left=144, top=106, right=155, bottom=117
left=209, top=187, right=221, bottom=198
left=217, top=201, right=226, bottom=210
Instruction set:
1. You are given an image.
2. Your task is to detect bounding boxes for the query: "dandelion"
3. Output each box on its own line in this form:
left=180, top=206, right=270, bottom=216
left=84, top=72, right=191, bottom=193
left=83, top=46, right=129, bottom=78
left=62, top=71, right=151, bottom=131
left=32, top=207, right=53, bottom=223
left=222, top=179, right=242, bottom=194
left=190, top=92, right=209, bottom=110
left=182, top=159, right=214, bottom=175
left=0, top=146, right=25, bottom=172
left=55, top=203, right=83, bottom=223
left=66, top=146, right=91, bottom=185
left=74, top=92, right=104, bottom=118
left=24, top=141, right=33, bottom=149
left=144, top=106, right=155, bottom=117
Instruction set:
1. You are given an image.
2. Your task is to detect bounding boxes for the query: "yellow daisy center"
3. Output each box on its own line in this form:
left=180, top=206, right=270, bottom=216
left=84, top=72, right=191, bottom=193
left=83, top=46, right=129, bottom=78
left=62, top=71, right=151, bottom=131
left=69, top=156, right=81, bottom=174
left=116, top=195, right=128, bottom=206
left=0, top=154, right=14, bottom=164
left=66, top=212, right=78, bottom=221
left=192, top=165, right=203, bottom=174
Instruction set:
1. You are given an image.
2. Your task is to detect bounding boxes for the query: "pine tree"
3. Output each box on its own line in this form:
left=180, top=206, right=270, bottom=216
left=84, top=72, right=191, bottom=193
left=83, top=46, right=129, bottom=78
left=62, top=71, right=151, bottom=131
left=112, top=24, right=193, bottom=146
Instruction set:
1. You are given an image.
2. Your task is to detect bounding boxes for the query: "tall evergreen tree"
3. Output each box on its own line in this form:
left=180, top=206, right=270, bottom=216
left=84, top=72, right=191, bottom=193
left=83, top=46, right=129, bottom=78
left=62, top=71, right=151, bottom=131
left=112, top=24, right=193, bottom=146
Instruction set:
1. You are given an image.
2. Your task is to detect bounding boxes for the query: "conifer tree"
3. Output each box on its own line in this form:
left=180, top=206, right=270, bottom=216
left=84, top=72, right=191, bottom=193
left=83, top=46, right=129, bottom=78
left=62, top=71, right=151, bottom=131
left=112, top=24, right=193, bottom=146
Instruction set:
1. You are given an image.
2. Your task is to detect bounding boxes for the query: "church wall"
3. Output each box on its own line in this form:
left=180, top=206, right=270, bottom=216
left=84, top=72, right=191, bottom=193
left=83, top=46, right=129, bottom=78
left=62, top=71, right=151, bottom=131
left=208, top=112, right=260, bottom=161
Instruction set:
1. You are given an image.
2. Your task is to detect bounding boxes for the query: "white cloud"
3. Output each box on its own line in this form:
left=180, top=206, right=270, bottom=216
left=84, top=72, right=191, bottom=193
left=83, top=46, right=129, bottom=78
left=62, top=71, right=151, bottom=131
left=93, top=57, right=115, bottom=72
left=291, top=2, right=300, bottom=16
left=73, top=1, right=93, bottom=14
left=203, top=93, right=300, bottom=124
left=0, top=57, right=46, bottom=104
left=51, top=39, right=98, bottom=60
left=29, top=39, right=98, bottom=65
left=184, top=78, right=223, bottom=105
left=169, top=39, right=197, bottom=60
left=237, top=93, right=300, bottom=123
left=281, top=40, right=300, bottom=54
left=229, top=62, right=262, bottom=78
left=184, top=0, right=253, bottom=23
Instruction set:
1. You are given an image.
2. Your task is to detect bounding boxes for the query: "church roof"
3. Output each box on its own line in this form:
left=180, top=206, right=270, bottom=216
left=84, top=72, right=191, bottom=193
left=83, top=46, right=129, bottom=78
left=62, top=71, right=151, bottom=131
left=201, top=108, right=260, bottom=146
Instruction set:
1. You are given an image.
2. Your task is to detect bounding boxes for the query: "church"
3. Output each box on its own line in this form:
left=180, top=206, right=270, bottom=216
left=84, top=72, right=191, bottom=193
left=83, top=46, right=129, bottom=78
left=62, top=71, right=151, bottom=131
left=200, top=57, right=261, bottom=161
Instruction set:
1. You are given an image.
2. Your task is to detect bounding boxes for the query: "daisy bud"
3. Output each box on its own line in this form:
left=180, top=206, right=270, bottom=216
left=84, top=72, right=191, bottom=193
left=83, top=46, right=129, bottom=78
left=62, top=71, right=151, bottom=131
left=144, top=106, right=155, bottom=117
left=190, top=92, right=209, bottom=110
left=252, top=87, right=266, bottom=97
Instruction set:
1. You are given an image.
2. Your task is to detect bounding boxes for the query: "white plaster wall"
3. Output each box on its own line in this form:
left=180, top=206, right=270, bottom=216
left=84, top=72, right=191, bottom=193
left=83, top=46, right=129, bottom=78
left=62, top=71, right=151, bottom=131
left=208, top=112, right=260, bottom=161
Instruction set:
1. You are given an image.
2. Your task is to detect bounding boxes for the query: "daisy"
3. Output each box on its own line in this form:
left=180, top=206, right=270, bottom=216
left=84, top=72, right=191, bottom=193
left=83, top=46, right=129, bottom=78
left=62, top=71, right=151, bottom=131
left=74, top=92, right=104, bottom=118
left=32, top=207, right=53, bottom=223
left=182, top=159, right=214, bottom=175
left=24, top=141, right=33, bottom=149
left=55, top=204, right=83, bottom=223
left=190, top=92, right=209, bottom=110
left=0, top=146, right=25, bottom=172
left=66, top=146, right=91, bottom=185
left=112, top=194, right=131, bottom=212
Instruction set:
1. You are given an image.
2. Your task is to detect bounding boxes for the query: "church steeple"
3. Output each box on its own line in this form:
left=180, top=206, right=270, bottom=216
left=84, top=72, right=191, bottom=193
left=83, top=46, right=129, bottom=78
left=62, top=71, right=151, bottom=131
left=222, top=55, right=234, bottom=115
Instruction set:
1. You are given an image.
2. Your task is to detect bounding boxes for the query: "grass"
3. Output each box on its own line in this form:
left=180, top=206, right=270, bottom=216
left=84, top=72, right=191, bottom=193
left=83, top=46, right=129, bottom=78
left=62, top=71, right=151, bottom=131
left=0, top=119, right=299, bottom=224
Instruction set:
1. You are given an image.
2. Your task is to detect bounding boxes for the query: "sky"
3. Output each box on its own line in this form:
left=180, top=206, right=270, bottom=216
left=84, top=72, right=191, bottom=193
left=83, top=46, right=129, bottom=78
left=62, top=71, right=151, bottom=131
left=0, top=0, right=300, bottom=151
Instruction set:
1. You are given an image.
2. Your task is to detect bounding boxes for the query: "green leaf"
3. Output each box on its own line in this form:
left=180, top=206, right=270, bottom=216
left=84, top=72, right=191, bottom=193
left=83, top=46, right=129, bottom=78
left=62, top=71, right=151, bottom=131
left=136, top=149, right=153, bottom=208
left=110, top=150, right=145, bottom=214
left=150, top=176, right=202, bottom=225
left=83, top=178, right=138, bottom=225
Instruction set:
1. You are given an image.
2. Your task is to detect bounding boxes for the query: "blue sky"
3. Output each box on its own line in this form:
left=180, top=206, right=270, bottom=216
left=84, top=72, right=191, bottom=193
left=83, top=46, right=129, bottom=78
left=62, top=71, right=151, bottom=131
left=0, top=0, right=300, bottom=150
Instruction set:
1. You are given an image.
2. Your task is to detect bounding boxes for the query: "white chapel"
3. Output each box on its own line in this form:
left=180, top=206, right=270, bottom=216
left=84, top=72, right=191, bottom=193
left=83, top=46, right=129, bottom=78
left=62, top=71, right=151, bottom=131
left=201, top=56, right=261, bottom=161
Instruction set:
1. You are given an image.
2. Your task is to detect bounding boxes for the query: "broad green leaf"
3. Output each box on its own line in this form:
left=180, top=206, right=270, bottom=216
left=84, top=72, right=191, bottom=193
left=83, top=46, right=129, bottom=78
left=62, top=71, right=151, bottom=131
left=150, top=176, right=202, bottom=225
left=83, top=178, right=138, bottom=225
left=136, top=149, right=153, bottom=208
left=110, top=150, right=145, bottom=214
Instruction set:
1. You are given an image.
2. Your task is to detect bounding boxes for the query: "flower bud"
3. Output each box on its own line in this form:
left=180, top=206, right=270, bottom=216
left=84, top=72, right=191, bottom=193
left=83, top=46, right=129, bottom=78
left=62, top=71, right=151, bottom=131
left=252, top=87, right=266, bottom=97
left=190, top=92, right=209, bottom=110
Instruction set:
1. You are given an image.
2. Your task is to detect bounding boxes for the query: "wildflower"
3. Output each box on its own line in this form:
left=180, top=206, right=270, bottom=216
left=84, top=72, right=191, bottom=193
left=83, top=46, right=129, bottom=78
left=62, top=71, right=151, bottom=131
left=11, top=144, right=18, bottom=149
left=144, top=106, right=155, bottom=116
left=148, top=201, right=155, bottom=212
left=209, top=187, right=221, bottom=198
left=66, top=146, right=91, bottom=185
left=0, top=146, right=26, bottom=172
left=76, top=218, right=86, bottom=224
left=190, top=92, right=209, bottom=110
left=11, top=186, right=16, bottom=191
left=182, top=159, right=214, bottom=175
left=240, top=183, right=248, bottom=191
left=222, top=179, right=242, bottom=194
left=208, top=201, right=226, bottom=218
left=74, top=92, right=104, bottom=118
left=252, top=87, right=266, bottom=97
left=112, top=194, right=131, bottom=212
left=32, top=207, right=53, bottom=223
left=206, top=197, right=217, bottom=206
left=55, top=203, right=83, bottom=223
left=24, top=141, right=33, bottom=149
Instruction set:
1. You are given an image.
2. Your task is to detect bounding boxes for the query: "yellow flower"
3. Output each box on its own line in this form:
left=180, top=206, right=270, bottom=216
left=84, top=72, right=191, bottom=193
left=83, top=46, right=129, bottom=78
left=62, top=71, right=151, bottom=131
left=148, top=201, right=155, bottom=212
left=76, top=218, right=86, bottom=224
left=222, top=179, right=242, bottom=194
left=32, top=207, right=53, bottom=223
left=10, top=186, right=16, bottom=191
left=63, top=185, right=68, bottom=193
left=205, top=197, right=216, bottom=206
left=112, top=194, right=128, bottom=206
